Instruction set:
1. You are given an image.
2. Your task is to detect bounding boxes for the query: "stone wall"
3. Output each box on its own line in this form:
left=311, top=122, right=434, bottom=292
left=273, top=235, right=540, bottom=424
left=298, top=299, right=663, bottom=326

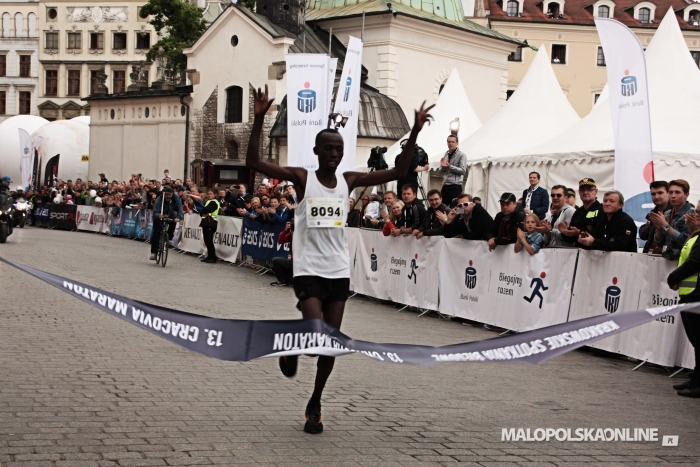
left=189, top=84, right=277, bottom=186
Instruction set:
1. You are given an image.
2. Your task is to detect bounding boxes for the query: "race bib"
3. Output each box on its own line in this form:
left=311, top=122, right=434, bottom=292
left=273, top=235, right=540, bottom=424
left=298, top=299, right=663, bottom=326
left=307, top=198, right=345, bottom=228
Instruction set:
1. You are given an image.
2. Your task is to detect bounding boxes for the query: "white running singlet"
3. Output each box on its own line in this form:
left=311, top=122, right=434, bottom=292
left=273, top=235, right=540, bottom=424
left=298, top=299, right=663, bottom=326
left=293, top=170, right=349, bottom=279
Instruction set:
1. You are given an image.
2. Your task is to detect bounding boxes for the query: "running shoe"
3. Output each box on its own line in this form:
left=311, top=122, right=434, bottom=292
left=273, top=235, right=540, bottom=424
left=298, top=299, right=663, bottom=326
left=278, top=355, right=298, bottom=378
left=304, top=402, right=323, bottom=434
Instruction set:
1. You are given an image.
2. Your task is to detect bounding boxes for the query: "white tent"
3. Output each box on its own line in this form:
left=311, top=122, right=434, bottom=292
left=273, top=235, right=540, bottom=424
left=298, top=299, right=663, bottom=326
left=32, top=120, right=90, bottom=184
left=369, top=68, right=482, bottom=170
left=0, top=116, right=49, bottom=185
left=463, top=45, right=580, bottom=210
left=473, top=9, right=700, bottom=213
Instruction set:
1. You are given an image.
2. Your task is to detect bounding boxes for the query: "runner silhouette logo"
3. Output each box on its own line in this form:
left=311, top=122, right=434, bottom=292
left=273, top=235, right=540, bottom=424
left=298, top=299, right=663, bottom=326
left=524, top=272, right=548, bottom=309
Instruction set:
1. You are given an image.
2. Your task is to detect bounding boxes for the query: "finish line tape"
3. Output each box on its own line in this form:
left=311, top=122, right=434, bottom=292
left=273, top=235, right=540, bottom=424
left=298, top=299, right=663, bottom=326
left=2, top=257, right=696, bottom=366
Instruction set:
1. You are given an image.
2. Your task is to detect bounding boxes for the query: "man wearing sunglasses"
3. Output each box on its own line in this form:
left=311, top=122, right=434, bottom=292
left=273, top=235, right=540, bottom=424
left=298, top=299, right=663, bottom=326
left=442, top=193, right=494, bottom=241
left=536, top=185, right=575, bottom=247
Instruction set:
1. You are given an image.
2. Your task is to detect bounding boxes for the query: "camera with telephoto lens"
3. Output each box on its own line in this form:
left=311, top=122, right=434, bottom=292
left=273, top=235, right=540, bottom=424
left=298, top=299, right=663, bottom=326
left=367, top=146, right=389, bottom=170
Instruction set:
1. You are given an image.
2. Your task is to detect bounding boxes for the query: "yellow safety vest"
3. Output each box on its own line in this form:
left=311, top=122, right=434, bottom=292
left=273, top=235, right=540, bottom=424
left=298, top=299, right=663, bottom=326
left=678, top=235, right=699, bottom=296
left=203, top=199, right=220, bottom=221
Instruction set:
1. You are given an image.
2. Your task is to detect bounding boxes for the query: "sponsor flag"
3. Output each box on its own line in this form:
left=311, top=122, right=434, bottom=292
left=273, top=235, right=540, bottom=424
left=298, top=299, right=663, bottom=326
left=18, top=129, right=32, bottom=191
left=332, top=36, right=363, bottom=174
left=286, top=54, right=334, bottom=170
left=595, top=17, right=653, bottom=219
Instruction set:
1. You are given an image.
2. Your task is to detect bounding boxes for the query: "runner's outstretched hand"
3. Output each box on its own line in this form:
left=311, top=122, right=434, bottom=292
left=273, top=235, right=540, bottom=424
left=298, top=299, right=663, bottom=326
left=414, top=101, right=435, bottom=132
left=253, top=85, right=275, bottom=118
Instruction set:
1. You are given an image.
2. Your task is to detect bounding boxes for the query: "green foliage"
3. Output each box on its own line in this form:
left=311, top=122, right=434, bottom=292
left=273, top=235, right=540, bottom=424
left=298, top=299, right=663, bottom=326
left=239, top=0, right=256, bottom=11
left=139, top=0, right=208, bottom=72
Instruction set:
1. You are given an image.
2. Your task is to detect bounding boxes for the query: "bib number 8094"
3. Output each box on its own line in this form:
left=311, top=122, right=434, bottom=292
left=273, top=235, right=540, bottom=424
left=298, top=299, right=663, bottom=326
left=311, top=206, right=342, bottom=217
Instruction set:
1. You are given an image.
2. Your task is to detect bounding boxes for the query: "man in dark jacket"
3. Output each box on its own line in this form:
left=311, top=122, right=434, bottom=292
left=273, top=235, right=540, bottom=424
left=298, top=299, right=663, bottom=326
left=414, top=189, right=449, bottom=238
left=560, top=178, right=604, bottom=248
left=443, top=193, right=494, bottom=241
left=521, top=171, right=549, bottom=220
left=639, top=181, right=671, bottom=253
left=577, top=190, right=637, bottom=252
left=488, top=192, right=525, bottom=250
left=398, top=184, right=426, bottom=234
left=200, top=190, right=221, bottom=263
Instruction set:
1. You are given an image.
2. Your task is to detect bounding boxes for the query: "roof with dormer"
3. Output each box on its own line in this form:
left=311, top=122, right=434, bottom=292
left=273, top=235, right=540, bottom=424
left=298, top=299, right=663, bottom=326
left=305, top=0, right=524, bottom=44
left=487, top=0, right=700, bottom=29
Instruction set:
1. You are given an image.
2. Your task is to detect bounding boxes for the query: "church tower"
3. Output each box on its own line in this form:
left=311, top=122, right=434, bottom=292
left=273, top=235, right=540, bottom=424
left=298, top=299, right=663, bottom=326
left=256, top=0, right=306, bottom=35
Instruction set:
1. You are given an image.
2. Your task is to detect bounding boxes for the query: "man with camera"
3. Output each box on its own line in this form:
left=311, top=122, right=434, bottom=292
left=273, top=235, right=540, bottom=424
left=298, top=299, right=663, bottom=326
left=438, top=134, right=467, bottom=206
left=226, top=183, right=252, bottom=217
left=395, top=140, right=430, bottom=192
left=442, top=194, right=494, bottom=241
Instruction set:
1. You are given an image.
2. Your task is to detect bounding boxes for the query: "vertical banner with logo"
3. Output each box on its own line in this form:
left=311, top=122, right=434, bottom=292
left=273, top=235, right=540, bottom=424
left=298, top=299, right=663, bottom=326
left=595, top=17, right=654, bottom=221
left=286, top=54, right=334, bottom=170
left=18, top=129, right=33, bottom=191
left=121, top=209, right=138, bottom=238
left=333, top=36, right=363, bottom=174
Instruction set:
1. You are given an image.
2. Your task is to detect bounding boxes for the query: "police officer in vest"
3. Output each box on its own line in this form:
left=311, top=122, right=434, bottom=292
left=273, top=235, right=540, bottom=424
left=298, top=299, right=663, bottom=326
left=200, top=189, right=220, bottom=264
left=667, top=208, right=700, bottom=397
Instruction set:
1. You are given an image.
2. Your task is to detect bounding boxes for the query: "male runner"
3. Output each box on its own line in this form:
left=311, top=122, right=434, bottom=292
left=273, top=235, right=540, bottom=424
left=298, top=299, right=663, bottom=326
left=246, top=85, right=433, bottom=434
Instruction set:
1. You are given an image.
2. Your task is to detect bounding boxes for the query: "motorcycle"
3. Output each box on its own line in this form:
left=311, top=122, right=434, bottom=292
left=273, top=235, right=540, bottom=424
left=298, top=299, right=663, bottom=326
left=13, top=197, right=32, bottom=229
left=0, top=193, right=13, bottom=243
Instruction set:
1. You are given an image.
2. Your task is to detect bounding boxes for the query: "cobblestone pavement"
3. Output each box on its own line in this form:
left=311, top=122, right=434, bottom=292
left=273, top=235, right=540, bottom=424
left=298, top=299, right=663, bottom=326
left=1, top=227, right=699, bottom=467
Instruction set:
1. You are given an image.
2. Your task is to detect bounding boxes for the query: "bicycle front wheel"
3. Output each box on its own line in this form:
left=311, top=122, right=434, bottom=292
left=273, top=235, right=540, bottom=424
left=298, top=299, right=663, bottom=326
left=160, top=231, right=169, bottom=267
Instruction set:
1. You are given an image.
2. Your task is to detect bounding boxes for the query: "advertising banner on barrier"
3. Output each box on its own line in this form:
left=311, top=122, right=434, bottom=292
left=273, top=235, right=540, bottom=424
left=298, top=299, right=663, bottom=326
left=121, top=209, right=138, bottom=238
left=76, top=206, right=108, bottom=233
left=241, top=218, right=289, bottom=262
left=109, top=208, right=122, bottom=236
left=34, top=204, right=50, bottom=227
left=346, top=227, right=359, bottom=291
left=135, top=210, right=153, bottom=240
left=48, top=204, right=77, bottom=230
left=354, top=229, right=390, bottom=300
left=568, top=250, right=683, bottom=367
left=438, top=239, right=578, bottom=331
left=214, top=216, right=243, bottom=262
left=179, top=214, right=203, bottom=255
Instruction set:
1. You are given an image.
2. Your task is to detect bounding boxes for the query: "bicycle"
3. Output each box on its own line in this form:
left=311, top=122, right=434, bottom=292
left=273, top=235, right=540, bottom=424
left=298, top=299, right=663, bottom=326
left=156, top=216, right=174, bottom=267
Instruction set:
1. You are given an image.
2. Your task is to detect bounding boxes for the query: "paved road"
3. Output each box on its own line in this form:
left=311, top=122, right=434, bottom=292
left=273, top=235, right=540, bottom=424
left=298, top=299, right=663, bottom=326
left=0, top=227, right=699, bottom=467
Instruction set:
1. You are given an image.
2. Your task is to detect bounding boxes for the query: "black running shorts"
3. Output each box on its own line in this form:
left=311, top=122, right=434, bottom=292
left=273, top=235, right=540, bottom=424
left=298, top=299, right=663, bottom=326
left=293, top=275, right=350, bottom=304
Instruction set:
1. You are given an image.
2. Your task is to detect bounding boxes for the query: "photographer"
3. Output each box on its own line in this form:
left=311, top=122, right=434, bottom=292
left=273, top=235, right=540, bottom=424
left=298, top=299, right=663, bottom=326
left=367, top=146, right=389, bottom=171
left=395, top=140, right=430, bottom=192
left=442, top=194, right=494, bottom=241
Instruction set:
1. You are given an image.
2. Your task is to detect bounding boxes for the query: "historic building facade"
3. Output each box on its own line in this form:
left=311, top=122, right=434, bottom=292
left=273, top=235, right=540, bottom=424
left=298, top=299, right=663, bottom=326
left=0, top=0, right=40, bottom=121
left=36, top=0, right=156, bottom=120
left=486, top=0, right=700, bottom=116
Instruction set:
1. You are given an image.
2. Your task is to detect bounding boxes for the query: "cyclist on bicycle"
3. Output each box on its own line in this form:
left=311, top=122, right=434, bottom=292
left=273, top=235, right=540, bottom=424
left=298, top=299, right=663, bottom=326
left=149, top=185, right=183, bottom=261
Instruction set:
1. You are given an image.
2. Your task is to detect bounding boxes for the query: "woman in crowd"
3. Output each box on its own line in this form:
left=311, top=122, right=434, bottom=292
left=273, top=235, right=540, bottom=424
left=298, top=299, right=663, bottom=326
left=346, top=198, right=361, bottom=228
left=382, top=200, right=406, bottom=237
left=515, top=213, right=545, bottom=255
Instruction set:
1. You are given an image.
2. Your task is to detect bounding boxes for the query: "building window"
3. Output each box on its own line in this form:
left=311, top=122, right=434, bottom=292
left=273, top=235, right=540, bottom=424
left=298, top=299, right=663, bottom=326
left=45, top=69, right=57, bottom=96
left=546, top=2, right=561, bottom=17
left=597, top=47, right=606, bottom=66
left=0, top=55, right=5, bottom=77
left=506, top=0, right=518, bottom=17
left=113, top=32, right=126, bottom=50
left=551, top=44, right=566, bottom=64
left=225, top=86, right=243, bottom=123
left=113, top=70, right=125, bottom=93
left=597, top=5, right=609, bottom=18
left=68, top=70, right=80, bottom=96
left=90, top=32, right=104, bottom=50
left=0, top=91, right=5, bottom=114
left=19, top=55, right=31, bottom=77
left=689, top=10, right=700, bottom=25
left=638, top=7, right=650, bottom=23
left=508, top=47, right=522, bottom=62
left=67, top=32, right=81, bottom=49
left=90, top=70, right=100, bottom=94
left=19, top=91, right=31, bottom=114
left=136, top=32, right=150, bottom=49
left=692, top=51, right=700, bottom=68
left=45, top=32, right=58, bottom=49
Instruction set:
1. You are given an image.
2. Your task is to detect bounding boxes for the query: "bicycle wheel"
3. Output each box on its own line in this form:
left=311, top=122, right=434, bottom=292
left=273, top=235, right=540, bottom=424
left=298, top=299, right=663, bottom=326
left=160, top=230, right=169, bottom=267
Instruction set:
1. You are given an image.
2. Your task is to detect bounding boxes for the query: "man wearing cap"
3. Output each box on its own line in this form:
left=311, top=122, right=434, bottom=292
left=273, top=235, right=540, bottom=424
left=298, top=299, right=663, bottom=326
left=488, top=192, right=525, bottom=250
left=560, top=178, right=604, bottom=247
left=0, top=176, right=12, bottom=195
left=149, top=186, right=183, bottom=261
left=521, top=172, right=549, bottom=220
left=566, top=188, right=577, bottom=209
left=577, top=190, right=637, bottom=252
